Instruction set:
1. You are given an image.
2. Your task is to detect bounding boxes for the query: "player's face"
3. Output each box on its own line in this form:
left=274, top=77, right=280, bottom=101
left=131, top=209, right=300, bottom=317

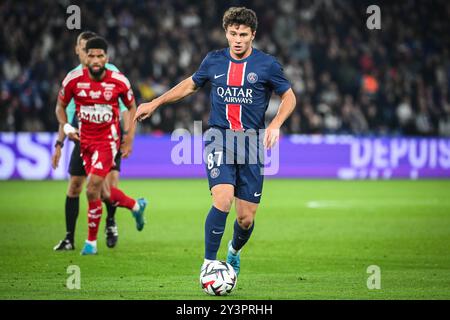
left=225, top=24, right=255, bottom=58
left=75, top=39, right=89, bottom=66
left=86, top=49, right=108, bottom=77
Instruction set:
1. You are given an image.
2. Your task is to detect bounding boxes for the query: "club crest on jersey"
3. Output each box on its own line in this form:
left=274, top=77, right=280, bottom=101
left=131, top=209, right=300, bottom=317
left=247, top=72, right=258, bottom=84
left=210, top=168, right=220, bottom=179
left=103, top=90, right=113, bottom=101
left=89, top=90, right=101, bottom=99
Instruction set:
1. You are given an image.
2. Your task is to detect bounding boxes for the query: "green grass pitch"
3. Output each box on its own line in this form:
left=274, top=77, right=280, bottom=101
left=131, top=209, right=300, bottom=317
left=0, top=179, right=449, bottom=300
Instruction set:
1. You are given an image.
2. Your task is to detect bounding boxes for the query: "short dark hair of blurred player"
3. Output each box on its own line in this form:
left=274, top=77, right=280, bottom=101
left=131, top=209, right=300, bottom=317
left=134, top=6, right=296, bottom=279
left=52, top=31, right=130, bottom=251
left=55, top=36, right=147, bottom=255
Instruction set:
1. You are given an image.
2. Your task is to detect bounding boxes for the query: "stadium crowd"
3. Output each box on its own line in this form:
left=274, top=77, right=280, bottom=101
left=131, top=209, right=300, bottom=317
left=1, top=0, right=449, bottom=136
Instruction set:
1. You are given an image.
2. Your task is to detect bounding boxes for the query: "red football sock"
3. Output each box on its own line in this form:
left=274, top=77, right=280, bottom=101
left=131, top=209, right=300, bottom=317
left=87, top=199, right=103, bottom=241
left=109, top=186, right=136, bottom=210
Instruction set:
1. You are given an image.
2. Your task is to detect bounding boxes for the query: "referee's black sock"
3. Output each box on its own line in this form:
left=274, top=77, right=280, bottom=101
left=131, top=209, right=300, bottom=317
left=105, top=202, right=117, bottom=227
left=65, top=196, right=79, bottom=243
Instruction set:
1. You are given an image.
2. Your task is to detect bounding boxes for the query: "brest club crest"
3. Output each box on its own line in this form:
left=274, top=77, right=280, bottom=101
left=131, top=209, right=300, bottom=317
left=103, top=90, right=113, bottom=101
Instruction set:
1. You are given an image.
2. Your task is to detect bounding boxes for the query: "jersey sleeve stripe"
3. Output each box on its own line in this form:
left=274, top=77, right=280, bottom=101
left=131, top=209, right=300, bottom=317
left=111, top=72, right=131, bottom=89
left=62, top=69, right=84, bottom=87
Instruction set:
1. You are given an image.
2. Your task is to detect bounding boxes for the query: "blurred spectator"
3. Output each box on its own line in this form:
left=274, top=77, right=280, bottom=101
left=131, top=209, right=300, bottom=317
left=0, top=0, right=449, bottom=137
left=396, top=97, right=415, bottom=134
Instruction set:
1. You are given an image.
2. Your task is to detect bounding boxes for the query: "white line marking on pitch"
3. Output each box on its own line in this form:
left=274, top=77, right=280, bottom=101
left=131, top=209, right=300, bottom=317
left=306, top=199, right=447, bottom=209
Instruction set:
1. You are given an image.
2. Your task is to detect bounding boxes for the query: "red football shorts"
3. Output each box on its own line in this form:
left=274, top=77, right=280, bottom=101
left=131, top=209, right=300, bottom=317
left=80, top=141, right=119, bottom=178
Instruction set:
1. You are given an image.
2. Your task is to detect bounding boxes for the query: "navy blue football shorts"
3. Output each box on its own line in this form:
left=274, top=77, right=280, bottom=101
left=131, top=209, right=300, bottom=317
left=204, top=127, right=264, bottom=204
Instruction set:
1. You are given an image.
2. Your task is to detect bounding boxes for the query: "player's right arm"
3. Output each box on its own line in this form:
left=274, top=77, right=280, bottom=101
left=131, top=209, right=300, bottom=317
left=133, top=53, right=211, bottom=121
left=135, top=52, right=211, bottom=122
left=51, top=123, right=66, bottom=169
left=134, top=76, right=197, bottom=122
left=55, top=73, right=81, bottom=142
left=55, top=98, right=79, bottom=142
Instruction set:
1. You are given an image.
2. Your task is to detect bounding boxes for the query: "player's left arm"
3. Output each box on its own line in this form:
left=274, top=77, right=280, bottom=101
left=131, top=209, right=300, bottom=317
left=118, top=97, right=130, bottom=140
left=114, top=73, right=137, bottom=158
left=264, top=88, right=297, bottom=149
left=109, top=64, right=131, bottom=138
left=120, top=100, right=137, bottom=159
left=120, top=109, right=131, bottom=138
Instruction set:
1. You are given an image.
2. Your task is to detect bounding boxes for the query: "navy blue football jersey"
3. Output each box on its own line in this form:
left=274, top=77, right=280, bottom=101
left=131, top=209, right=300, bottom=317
left=192, top=48, right=291, bottom=130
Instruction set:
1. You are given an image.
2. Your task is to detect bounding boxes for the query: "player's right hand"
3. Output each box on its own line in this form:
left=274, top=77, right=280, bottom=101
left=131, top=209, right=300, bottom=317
left=134, top=101, right=159, bottom=122
left=67, top=131, right=80, bottom=142
left=51, top=148, right=61, bottom=169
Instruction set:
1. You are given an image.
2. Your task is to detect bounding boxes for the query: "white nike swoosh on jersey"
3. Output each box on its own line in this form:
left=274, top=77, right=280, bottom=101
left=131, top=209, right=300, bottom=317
left=214, top=74, right=225, bottom=79
left=254, top=192, right=262, bottom=197
left=212, top=230, right=224, bottom=235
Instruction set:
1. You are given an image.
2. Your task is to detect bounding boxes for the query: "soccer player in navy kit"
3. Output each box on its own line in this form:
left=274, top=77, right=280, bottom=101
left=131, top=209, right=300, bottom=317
left=135, top=7, right=296, bottom=276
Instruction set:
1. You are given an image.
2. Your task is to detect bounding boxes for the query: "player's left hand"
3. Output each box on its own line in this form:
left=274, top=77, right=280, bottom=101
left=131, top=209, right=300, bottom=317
left=121, top=137, right=133, bottom=159
left=263, top=125, right=280, bottom=149
left=134, top=101, right=159, bottom=122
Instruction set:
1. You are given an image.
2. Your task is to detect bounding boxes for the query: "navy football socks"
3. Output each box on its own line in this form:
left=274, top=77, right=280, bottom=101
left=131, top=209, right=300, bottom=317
left=204, top=206, right=229, bottom=260
left=232, top=219, right=255, bottom=251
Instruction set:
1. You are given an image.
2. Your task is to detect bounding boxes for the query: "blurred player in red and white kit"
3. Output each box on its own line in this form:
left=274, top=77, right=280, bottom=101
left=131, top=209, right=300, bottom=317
left=55, top=37, right=147, bottom=255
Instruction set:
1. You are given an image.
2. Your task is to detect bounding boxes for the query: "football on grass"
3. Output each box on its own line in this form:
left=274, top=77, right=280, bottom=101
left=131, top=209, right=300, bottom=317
left=199, top=261, right=237, bottom=296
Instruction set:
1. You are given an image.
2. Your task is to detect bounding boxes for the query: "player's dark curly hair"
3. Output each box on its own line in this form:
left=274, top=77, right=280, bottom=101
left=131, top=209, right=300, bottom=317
left=222, top=7, right=258, bottom=32
left=85, top=36, right=108, bottom=53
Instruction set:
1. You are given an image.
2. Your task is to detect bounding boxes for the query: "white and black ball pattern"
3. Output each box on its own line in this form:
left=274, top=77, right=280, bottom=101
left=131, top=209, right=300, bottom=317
left=199, top=261, right=237, bottom=296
